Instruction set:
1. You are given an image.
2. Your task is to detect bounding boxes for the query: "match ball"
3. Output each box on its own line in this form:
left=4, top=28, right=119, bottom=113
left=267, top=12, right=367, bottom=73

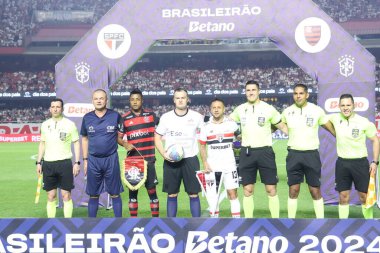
left=166, top=144, right=184, bottom=162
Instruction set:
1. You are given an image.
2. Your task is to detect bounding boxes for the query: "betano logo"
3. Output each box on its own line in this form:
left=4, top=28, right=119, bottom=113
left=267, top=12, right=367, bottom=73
left=295, top=17, right=331, bottom=53
left=97, top=24, right=131, bottom=59
left=324, top=97, right=369, bottom=112
left=64, top=103, right=94, bottom=117
left=189, top=21, right=234, bottom=32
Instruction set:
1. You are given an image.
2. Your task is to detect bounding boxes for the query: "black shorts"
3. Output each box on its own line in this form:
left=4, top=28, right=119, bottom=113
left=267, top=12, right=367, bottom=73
left=238, top=146, right=278, bottom=185
left=163, top=156, right=200, bottom=195
left=286, top=149, right=321, bottom=187
left=145, top=161, right=158, bottom=189
left=42, top=159, right=74, bottom=192
left=335, top=157, right=369, bottom=193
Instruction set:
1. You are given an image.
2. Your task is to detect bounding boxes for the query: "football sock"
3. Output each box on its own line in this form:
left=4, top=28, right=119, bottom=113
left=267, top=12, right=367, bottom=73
left=230, top=198, right=241, bottom=218
left=167, top=196, right=177, bottom=217
left=287, top=197, right=298, bottom=218
left=268, top=195, right=280, bottom=218
left=129, top=199, right=138, bottom=217
left=112, top=196, right=122, bottom=217
left=46, top=199, right=57, bottom=218
left=362, top=205, right=373, bottom=219
left=129, top=190, right=138, bottom=217
left=338, top=204, right=349, bottom=219
left=190, top=196, right=201, bottom=217
left=243, top=196, right=254, bottom=218
left=313, top=198, right=324, bottom=218
left=88, top=197, right=99, bottom=217
left=63, top=199, right=73, bottom=218
left=148, top=188, right=159, bottom=217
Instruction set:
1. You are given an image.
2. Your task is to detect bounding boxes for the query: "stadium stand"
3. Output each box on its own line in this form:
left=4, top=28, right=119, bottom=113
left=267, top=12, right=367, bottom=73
left=1, top=0, right=380, bottom=47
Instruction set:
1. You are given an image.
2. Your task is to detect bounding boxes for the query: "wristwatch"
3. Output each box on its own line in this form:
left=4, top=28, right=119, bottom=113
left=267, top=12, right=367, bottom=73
left=35, top=161, right=42, bottom=165
left=75, top=161, right=81, bottom=165
left=371, top=161, right=379, bottom=165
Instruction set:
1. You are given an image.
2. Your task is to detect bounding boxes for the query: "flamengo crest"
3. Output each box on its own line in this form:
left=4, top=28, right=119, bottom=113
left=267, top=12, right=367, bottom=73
left=75, top=62, right=90, bottom=84
left=338, top=55, right=355, bottom=77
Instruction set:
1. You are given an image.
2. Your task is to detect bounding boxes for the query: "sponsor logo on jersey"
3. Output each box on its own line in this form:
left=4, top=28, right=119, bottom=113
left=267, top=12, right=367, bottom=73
left=130, top=130, right=150, bottom=139
left=107, top=126, right=115, bottom=132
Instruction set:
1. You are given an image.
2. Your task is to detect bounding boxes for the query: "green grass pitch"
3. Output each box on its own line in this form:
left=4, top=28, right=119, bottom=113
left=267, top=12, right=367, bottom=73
left=0, top=140, right=378, bottom=218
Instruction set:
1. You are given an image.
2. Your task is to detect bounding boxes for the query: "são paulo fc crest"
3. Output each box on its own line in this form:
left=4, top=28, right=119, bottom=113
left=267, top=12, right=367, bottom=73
left=352, top=129, right=359, bottom=138
left=75, top=62, right=90, bottom=84
left=97, top=24, right=131, bottom=59
left=338, top=55, right=355, bottom=77
left=217, top=134, right=224, bottom=143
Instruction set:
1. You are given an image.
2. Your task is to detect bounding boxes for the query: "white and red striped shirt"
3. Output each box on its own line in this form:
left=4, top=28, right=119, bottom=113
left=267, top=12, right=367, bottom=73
left=199, top=117, right=238, bottom=172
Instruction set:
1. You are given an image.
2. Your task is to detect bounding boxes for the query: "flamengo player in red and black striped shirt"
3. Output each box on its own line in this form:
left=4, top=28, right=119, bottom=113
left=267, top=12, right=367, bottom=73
left=120, top=88, right=159, bottom=217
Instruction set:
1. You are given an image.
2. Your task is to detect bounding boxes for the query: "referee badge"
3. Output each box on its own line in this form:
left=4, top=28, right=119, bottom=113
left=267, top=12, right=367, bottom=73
left=59, top=132, right=67, bottom=141
left=257, top=117, right=265, bottom=127
left=306, top=118, right=314, bottom=127
left=352, top=129, right=359, bottom=138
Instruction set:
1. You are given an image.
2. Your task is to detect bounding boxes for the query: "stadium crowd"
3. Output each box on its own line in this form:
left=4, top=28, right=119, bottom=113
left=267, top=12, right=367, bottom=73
left=1, top=0, right=380, bottom=47
left=1, top=63, right=380, bottom=94
left=1, top=102, right=290, bottom=123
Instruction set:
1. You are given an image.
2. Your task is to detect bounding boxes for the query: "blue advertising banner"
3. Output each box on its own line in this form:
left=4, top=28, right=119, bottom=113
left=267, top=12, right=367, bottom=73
left=1, top=218, right=380, bottom=253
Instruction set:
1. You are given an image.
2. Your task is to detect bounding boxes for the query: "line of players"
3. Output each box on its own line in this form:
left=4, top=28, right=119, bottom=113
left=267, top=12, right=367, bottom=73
left=36, top=80, right=379, bottom=219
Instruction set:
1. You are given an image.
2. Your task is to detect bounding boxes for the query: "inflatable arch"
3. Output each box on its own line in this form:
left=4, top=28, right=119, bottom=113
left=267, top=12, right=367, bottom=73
left=56, top=0, right=376, bottom=205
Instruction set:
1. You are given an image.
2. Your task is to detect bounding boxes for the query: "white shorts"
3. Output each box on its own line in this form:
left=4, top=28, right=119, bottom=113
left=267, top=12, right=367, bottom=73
left=218, top=169, right=239, bottom=190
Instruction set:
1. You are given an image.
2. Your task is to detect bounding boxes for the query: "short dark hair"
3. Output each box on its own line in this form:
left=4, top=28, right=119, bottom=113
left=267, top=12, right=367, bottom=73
left=245, top=80, right=260, bottom=89
left=51, top=98, right=64, bottom=108
left=339, top=94, right=354, bottom=103
left=174, top=87, right=188, bottom=95
left=294, top=83, right=308, bottom=93
left=130, top=88, right=143, bottom=98
left=210, top=97, right=225, bottom=107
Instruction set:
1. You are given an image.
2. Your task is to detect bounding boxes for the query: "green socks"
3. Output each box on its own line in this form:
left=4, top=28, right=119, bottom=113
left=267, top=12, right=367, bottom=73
left=313, top=198, right=324, bottom=218
left=268, top=195, right=280, bottom=218
left=362, top=205, right=373, bottom=219
left=288, top=197, right=297, bottom=218
left=63, top=199, right=74, bottom=218
left=46, top=199, right=57, bottom=218
left=243, top=196, right=254, bottom=218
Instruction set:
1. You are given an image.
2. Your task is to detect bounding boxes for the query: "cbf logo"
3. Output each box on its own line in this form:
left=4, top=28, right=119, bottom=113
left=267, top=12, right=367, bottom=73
left=338, top=55, right=355, bottom=77
left=75, top=62, right=90, bottom=84
left=97, top=24, right=131, bottom=59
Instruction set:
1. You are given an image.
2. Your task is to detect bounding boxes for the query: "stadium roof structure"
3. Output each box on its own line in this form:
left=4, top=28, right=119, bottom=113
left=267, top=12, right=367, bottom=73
left=56, top=0, right=376, bottom=205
